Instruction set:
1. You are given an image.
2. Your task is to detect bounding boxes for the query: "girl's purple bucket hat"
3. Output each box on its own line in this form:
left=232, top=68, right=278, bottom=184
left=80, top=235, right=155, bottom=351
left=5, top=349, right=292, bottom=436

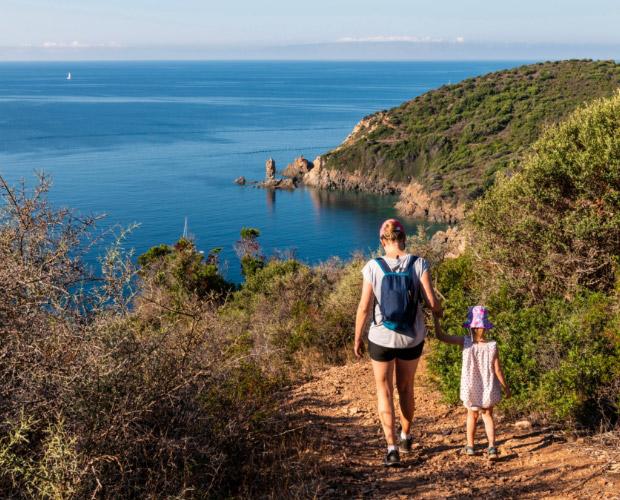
left=463, top=305, right=494, bottom=329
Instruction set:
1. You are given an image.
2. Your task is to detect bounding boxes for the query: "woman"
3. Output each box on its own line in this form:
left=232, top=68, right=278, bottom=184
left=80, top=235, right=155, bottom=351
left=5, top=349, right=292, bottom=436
left=354, top=219, right=442, bottom=467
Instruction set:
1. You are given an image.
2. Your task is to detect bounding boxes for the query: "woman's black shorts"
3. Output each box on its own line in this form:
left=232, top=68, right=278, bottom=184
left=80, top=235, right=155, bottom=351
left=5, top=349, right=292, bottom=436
left=368, top=339, right=425, bottom=362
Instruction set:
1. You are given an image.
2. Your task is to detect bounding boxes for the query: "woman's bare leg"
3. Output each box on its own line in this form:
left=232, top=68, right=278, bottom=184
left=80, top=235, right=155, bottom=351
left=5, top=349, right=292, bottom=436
left=466, top=409, right=479, bottom=447
left=395, top=357, right=420, bottom=436
left=480, top=408, right=496, bottom=448
left=371, top=359, right=396, bottom=445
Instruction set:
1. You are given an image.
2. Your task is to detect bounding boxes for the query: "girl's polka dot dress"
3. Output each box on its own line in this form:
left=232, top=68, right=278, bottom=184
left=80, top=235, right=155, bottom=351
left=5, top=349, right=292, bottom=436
left=460, top=335, right=502, bottom=410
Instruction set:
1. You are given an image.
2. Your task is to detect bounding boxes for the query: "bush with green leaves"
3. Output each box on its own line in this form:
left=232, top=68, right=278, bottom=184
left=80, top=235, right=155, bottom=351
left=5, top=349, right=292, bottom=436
left=428, top=93, right=620, bottom=428
left=235, top=227, right=265, bottom=278
left=220, top=256, right=364, bottom=372
left=137, top=237, right=233, bottom=307
left=470, top=91, right=620, bottom=300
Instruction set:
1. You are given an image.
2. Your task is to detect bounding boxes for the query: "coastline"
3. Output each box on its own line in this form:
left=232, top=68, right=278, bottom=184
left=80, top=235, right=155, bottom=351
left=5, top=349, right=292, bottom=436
left=1, top=60, right=522, bottom=281
left=258, top=153, right=464, bottom=224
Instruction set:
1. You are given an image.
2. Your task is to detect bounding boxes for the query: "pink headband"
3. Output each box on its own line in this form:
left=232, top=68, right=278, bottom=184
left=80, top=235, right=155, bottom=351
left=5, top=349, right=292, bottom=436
left=379, top=218, right=406, bottom=238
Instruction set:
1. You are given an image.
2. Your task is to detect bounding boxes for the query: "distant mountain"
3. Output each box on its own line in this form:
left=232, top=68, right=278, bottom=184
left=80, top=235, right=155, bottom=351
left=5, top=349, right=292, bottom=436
left=258, top=42, right=620, bottom=61
left=318, top=60, right=620, bottom=217
left=3, top=41, right=620, bottom=61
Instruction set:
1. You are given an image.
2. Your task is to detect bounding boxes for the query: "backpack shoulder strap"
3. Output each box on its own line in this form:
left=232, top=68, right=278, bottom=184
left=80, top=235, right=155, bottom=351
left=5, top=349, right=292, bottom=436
left=406, top=256, right=421, bottom=301
left=405, top=255, right=418, bottom=273
left=374, top=257, right=392, bottom=274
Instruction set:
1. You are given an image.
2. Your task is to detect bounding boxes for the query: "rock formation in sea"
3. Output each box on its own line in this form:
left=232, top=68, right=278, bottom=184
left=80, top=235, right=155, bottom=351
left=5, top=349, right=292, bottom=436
left=258, top=177, right=297, bottom=190
left=265, top=158, right=276, bottom=180
left=257, top=157, right=297, bottom=189
left=234, top=176, right=246, bottom=185
left=283, top=156, right=314, bottom=179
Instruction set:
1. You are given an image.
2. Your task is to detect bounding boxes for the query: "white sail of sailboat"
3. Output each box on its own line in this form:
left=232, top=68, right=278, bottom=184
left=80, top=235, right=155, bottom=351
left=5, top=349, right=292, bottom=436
left=66, top=72, right=72, bottom=80
left=181, top=217, right=203, bottom=253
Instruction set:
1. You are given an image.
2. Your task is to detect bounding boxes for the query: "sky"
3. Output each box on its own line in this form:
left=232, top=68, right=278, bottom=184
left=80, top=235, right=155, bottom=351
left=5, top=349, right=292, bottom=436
left=1, top=0, right=620, bottom=60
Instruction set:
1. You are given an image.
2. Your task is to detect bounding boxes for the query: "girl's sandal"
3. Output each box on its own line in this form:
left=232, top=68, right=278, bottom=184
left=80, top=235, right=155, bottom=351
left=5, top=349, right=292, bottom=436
left=462, top=445, right=475, bottom=456
left=487, top=446, right=499, bottom=460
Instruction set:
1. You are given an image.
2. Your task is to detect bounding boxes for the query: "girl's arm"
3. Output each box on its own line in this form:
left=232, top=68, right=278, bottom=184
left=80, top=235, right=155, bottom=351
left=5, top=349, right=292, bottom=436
left=420, top=270, right=443, bottom=318
left=432, top=314, right=464, bottom=346
left=493, top=353, right=511, bottom=398
left=354, top=280, right=374, bottom=358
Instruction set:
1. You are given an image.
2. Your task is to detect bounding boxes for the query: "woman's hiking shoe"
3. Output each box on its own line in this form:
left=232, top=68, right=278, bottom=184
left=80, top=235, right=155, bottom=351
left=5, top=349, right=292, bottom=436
left=399, top=435, right=414, bottom=453
left=487, top=446, right=499, bottom=460
left=462, top=445, right=475, bottom=456
left=384, top=449, right=401, bottom=467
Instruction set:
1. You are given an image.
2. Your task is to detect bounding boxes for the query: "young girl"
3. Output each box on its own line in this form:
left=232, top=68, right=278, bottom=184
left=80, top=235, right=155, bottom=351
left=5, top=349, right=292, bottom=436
left=433, top=306, right=510, bottom=459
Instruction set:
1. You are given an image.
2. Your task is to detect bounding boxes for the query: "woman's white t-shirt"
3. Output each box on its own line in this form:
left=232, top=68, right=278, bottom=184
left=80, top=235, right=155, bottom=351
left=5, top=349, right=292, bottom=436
left=361, top=254, right=430, bottom=349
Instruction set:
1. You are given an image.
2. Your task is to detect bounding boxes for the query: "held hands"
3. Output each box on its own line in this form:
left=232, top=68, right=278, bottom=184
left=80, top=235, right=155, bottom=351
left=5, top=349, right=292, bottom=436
left=503, top=386, right=512, bottom=399
left=432, top=312, right=446, bottom=340
left=354, top=337, right=364, bottom=358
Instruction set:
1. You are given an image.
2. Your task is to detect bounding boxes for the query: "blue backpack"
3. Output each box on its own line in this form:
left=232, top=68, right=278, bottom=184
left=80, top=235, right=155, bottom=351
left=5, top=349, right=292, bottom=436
left=373, top=256, right=420, bottom=332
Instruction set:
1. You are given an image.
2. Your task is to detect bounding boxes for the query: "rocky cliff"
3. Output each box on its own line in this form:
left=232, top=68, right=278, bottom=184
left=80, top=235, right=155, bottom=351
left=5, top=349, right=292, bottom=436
left=314, top=60, right=620, bottom=221
left=301, top=156, right=401, bottom=196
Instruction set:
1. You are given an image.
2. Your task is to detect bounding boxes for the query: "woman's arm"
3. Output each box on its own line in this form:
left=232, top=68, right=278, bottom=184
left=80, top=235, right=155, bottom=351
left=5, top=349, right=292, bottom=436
left=420, top=270, right=443, bottom=318
left=493, top=353, right=511, bottom=398
left=432, top=314, right=464, bottom=346
left=354, top=280, right=374, bottom=358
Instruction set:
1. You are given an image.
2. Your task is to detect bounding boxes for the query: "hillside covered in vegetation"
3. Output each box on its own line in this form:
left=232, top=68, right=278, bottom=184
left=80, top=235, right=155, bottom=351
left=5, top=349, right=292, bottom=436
left=321, top=59, right=620, bottom=205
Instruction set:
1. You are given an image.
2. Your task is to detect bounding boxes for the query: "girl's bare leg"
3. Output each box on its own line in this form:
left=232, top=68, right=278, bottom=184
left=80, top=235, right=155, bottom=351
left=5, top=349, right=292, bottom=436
left=395, top=357, right=420, bottom=436
left=480, top=408, right=496, bottom=448
left=466, top=409, right=479, bottom=447
left=371, top=359, right=397, bottom=445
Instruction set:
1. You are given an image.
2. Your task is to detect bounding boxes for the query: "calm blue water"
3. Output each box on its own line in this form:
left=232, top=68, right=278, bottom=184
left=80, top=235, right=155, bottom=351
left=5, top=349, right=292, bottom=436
left=0, top=61, right=523, bottom=281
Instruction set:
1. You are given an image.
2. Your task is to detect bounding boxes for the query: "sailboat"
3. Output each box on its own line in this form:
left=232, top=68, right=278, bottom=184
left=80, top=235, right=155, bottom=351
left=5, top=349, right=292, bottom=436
left=66, top=72, right=72, bottom=80
left=182, top=217, right=204, bottom=254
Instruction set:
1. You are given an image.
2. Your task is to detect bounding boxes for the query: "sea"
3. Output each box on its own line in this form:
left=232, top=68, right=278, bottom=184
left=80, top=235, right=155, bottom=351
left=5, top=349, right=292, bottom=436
left=0, top=61, right=523, bottom=281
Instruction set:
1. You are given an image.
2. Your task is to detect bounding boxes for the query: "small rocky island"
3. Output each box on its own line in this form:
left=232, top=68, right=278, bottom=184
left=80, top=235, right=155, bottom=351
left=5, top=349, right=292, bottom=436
left=234, top=157, right=298, bottom=190
left=258, top=158, right=296, bottom=189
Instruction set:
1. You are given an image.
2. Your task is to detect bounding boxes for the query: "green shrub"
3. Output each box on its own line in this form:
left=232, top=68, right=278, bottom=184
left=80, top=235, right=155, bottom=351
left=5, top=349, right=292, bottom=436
left=470, top=91, right=620, bottom=299
left=533, top=293, right=620, bottom=426
left=428, top=256, right=620, bottom=427
left=219, top=257, right=362, bottom=371
left=318, top=258, right=365, bottom=362
left=138, top=238, right=233, bottom=304
left=428, top=94, right=620, bottom=427
left=235, top=227, right=265, bottom=278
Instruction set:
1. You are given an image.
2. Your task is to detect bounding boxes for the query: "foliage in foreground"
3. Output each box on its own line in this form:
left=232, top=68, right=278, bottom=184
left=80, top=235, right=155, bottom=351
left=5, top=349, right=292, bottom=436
left=428, top=93, right=620, bottom=428
left=0, top=177, right=330, bottom=498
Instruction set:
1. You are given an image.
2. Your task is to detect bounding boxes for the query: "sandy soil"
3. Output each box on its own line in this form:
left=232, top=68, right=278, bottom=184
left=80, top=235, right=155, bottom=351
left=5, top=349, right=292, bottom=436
left=286, top=354, right=620, bottom=499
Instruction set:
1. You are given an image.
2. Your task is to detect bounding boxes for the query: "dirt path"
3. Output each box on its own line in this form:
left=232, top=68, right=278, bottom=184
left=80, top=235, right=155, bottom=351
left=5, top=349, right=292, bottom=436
left=288, top=353, right=620, bottom=499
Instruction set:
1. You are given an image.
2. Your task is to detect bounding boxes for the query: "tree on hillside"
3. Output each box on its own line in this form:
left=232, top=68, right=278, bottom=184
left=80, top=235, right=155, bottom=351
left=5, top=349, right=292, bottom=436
left=235, top=227, right=265, bottom=278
